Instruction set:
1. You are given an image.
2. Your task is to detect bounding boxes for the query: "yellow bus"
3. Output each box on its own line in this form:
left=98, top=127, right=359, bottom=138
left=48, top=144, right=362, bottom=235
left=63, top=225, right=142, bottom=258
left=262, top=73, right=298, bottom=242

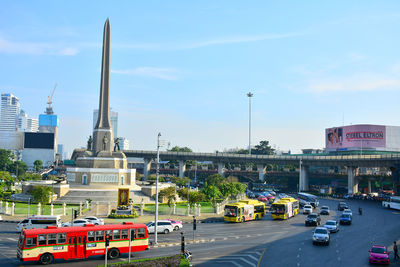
left=224, top=200, right=265, bottom=223
left=270, top=197, right=299, bottom=220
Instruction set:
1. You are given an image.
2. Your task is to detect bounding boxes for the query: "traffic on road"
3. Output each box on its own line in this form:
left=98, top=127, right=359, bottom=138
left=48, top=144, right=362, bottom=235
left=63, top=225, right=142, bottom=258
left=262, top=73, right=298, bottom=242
left=1, top=195, right=400, bottom=266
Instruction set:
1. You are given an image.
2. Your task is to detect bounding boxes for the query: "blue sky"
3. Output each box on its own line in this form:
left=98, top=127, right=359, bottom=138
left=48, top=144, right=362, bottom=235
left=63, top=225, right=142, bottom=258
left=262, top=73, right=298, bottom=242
left=1, top=1, right=400, bottom=155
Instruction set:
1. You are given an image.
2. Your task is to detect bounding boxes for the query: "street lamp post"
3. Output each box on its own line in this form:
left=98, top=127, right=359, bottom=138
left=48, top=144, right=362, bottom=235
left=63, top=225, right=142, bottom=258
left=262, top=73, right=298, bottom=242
left=154, top=132, right=162, bottom=245
left=247, top=92, right=253, bottom=154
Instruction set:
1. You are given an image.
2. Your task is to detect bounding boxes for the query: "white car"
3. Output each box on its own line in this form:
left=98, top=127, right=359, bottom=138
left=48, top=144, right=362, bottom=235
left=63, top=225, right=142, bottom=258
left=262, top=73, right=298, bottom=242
left=312, top=227, right=330, bottom=245
left=343, top=209, right=352, bottom=216
left=84, top=216, right=104, bottom=225
left=0, top=215, right=2, bottom=221
left=146, top=220, right=174, bottom=234
left=303, top=205, right=313, bottom=214
left=62, top=219, right=91, bottom=227
left=323, top=220, right=339, bottom=233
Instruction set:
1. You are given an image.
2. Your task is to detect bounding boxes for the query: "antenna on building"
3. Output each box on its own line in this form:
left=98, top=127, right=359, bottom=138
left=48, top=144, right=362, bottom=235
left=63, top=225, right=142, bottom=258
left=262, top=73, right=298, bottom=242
left=46, top=83, right=57, bottom=115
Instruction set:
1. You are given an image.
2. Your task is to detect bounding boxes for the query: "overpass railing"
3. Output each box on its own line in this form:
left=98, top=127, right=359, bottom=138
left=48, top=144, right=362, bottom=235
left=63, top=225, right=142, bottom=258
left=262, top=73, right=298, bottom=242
left=124, top=150, right=400, bottom=161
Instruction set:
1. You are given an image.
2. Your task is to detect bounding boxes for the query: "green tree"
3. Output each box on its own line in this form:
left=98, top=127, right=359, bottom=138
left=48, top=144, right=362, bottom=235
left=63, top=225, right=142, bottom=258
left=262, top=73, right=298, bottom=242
left=34, top=160, right=43, bottom=172
left=8, top=161, right=28, bottom=177
left=205, top=174, right=225, bottom=187
left=252, top=140, right=275, bottom=155
left=168, top=146, right=193, bottom=152
left=171, top=176, right=190, bottom=187
left=201, top=183, right=222, bottom=204
left=0, top=171, right=15, bottom=190
left=20, top=173, right=42, bottom=181
left=31, top=185, right=52, bottom=204
left=0, top=149, right=14, bottom=171
left=158, top=186, right=176, bottom=207
left=188, top=191, right=206, bottom=206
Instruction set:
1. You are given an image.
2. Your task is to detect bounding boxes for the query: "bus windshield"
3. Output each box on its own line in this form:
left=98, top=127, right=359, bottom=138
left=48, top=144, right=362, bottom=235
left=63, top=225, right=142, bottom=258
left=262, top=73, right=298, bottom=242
left=270, top=204, right=285, bottom=214
left=224, top=206, right=238, bottom=217
left=18, top=233, right=24, bottom=248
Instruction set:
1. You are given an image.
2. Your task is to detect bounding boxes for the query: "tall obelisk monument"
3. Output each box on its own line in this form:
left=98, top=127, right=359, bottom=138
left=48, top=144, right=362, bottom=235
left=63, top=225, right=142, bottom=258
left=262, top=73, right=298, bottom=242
left=93, top=18, right=114, bottom=154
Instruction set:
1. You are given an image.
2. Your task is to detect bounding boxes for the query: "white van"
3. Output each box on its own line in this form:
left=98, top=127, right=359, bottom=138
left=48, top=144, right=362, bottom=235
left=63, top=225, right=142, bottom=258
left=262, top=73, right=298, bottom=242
left=16, top=215, right=61, bottom=232
left=146, top=220, right=174, bottom=234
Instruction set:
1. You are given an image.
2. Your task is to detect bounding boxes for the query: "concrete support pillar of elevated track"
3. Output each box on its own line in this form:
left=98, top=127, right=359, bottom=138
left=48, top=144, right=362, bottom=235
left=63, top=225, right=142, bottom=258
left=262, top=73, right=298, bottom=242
left=143, top=158, right=152, bottom=179
left=347, top=166, right=359, bottom=194
left=257, top=164, right=266, bottom=182
left=299, top=160, right=309, bottom=192
left=179, top=160, right=186, bottom=178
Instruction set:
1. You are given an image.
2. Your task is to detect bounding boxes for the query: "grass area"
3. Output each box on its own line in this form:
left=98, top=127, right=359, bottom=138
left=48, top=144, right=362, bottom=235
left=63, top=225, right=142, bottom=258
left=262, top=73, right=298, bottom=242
left=0, top=201, right=80, bottom=216
left=98, top=254, right=189, bottom=267
left=143, top=201, right=214, bottom=213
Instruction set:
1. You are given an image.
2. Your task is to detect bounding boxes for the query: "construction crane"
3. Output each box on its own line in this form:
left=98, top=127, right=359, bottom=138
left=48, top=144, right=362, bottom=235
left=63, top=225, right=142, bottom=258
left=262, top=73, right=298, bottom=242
left=46, top=83, right=57, bottom=115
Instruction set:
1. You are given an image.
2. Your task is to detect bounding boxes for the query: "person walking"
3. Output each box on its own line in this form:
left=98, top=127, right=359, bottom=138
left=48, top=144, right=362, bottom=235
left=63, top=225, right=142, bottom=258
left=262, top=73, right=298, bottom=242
left=394, top=241, right=399, bottom=260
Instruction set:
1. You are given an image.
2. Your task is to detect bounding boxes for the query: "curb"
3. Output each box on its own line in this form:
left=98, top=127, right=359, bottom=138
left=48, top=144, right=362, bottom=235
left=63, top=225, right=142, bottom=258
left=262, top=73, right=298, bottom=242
left=0, top=220, right=19, bottom=223
left=151, top=238, right=215, bottom=248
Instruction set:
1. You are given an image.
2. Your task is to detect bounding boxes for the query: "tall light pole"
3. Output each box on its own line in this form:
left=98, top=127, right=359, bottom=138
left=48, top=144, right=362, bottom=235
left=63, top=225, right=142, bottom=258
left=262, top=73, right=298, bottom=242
left=154, top=132, right=162, bottom=245
left=247, top=92, right=253, bottom=154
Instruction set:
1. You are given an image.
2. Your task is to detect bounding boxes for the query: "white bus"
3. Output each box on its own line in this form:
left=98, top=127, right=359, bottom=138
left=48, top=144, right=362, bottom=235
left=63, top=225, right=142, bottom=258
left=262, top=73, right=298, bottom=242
left=16, top=215, right=61, bottom=232
left=382, top=196, right=400, bottom=210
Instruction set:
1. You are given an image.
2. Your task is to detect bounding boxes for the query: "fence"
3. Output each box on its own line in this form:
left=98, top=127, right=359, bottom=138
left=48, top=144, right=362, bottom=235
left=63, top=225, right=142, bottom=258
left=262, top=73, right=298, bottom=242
left=0, top=200, right=90, bottom=217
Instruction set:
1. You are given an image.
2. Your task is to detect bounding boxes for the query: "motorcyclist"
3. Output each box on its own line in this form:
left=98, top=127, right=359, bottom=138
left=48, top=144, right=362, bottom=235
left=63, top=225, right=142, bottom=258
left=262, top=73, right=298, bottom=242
left=358, top=207, right=362, bottom=215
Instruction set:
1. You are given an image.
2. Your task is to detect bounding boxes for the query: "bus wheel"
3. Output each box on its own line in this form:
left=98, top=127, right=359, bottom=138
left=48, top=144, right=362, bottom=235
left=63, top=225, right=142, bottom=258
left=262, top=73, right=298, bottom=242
left=255, top=214, right=259, bottom=220
left=39, top=253, right=53, bottom=265
left=108, top=248, right=120, bottom=259
left=241, top=216, right=245, bottom=223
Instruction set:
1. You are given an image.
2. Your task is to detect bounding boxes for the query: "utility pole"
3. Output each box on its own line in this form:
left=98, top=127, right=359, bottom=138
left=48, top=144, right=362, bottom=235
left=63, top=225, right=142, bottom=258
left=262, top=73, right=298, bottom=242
left=155, top=132, right=161, bottom=245
left=247, top=92, right=253, bottom=154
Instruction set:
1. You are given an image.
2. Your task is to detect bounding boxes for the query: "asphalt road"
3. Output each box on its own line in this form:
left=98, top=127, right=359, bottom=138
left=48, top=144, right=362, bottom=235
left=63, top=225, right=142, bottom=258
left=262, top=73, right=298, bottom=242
left=1, top=198, right=400, bottom=267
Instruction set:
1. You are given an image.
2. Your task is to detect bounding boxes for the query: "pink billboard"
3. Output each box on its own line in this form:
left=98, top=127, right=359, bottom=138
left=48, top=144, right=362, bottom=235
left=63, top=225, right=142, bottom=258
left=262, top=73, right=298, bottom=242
left=326, top=125, right=386, bottom=150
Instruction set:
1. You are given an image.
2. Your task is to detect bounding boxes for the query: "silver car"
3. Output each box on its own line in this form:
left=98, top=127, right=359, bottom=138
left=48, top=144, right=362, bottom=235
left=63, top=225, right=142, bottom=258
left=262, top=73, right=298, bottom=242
left=312, top=227, right=330, bottom=245
left=323, top=220, right=339, bottom=233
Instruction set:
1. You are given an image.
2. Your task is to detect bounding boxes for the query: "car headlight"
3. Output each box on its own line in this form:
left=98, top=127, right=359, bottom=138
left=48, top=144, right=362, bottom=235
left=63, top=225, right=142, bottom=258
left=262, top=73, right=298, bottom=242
left=313, top=236, right=317, bottom=240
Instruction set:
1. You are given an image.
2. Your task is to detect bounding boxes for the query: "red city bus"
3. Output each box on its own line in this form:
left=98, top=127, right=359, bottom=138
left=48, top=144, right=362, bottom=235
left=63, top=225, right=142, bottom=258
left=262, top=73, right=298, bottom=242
left=17, top=222, right=148, bottom=265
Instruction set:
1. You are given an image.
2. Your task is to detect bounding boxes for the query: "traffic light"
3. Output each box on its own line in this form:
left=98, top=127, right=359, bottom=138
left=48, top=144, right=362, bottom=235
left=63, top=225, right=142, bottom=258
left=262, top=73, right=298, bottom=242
left=193, top=217, right=197, bottom=231
left=105, top=235, right=110, bottom=247
left=73, top=209, right=78, bottom=219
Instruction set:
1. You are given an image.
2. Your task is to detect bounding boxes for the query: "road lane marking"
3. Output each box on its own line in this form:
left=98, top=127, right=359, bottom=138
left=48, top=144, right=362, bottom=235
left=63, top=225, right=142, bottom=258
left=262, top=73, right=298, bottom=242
left=7, top=237, right=17, bottom=241
left=257, top=248, right=266, bottom=267
left=216, top=260, right=243, bottom=267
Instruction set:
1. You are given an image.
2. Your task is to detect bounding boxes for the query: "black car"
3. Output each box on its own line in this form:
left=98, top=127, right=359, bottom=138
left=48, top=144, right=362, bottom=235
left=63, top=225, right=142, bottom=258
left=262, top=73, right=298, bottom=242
left=305, top=213, right=321, bottom=226
left=338, top=202, right=348, bottom=211
left=320, top=206, right=330, bottom=215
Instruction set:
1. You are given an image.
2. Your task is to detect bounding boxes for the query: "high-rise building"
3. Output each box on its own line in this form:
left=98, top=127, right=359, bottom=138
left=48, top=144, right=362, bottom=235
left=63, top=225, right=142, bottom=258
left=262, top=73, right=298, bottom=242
left=93, top=108, right=118, bottom=139
left=0, top=93, right=20, bottom=132
left=17, top=110, right=38, bottom=132
left=119, top=137, right=130, bottom=150
left=57, top=144, right=64, bottom=160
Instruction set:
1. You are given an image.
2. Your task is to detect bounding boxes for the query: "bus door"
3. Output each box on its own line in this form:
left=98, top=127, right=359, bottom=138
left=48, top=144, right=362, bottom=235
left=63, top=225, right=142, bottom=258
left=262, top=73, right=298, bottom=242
left=68, top=233, right=87, bottom=259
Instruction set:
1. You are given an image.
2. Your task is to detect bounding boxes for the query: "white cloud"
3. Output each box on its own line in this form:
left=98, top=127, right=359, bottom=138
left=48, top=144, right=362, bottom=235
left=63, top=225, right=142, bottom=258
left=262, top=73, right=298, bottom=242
left=308, top=73, right=400, bottom=93
left=0, top=36, right=79, bottom=56
left=111, top=67, right=180, bottom=81
left=115, top=31, right=305, bottom=51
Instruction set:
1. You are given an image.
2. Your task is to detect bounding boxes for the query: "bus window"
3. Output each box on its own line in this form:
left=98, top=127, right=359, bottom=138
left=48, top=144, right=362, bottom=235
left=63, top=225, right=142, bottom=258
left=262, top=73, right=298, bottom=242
left=25, top=237, right=37, bottom=248
left=58, top=233, right=67, bottom=244
left=88, top=231, right=95, bottom=242
left=113, top=229, right=121, bottom=240
left=48, top=234, right=57, bottom=245
left=106, top=230, right=113, bottom=240
left=131, top=229, right=137, bottom=241
left=137, top=228, right=145, bottom=238
left=96, top=231, right=104, bottom=241
left=254, top=205, right=264, bottom=213
left=38, top=234, right=47, bottom=245
left=121, top=229, right=128, bottom=239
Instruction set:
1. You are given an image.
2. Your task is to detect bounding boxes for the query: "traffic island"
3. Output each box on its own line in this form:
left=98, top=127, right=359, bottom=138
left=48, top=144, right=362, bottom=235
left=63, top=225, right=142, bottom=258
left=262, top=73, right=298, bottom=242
left=97, top=254, right=190, bottom=267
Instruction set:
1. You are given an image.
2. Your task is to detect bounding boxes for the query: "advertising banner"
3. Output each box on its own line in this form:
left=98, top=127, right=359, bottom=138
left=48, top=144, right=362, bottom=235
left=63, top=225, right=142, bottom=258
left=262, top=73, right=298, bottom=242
left=118, top=188, right=130, bottom=207
left=326, top=125, right=385, bottom=150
